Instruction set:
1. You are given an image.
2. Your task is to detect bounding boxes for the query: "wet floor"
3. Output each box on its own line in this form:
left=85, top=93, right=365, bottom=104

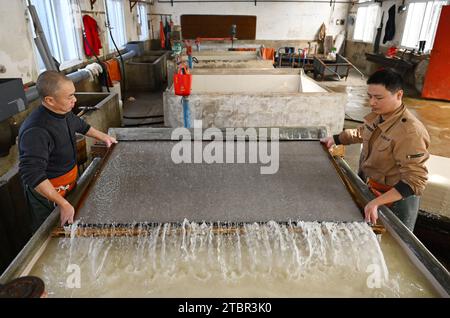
left=404, top=98, right=450, bottom=158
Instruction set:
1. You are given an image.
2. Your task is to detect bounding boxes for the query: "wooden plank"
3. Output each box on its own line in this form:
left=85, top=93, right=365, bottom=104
left=180, top=15, right=256, bottom=40
left=51, top=223, right=385, bottom=237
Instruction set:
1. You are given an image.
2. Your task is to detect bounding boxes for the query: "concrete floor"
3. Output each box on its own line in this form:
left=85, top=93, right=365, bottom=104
left=405, top=98, right=450, bottom=158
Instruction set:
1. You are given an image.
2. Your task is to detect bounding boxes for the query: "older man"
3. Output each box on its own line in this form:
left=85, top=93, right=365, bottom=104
left=19, top=71, right=117, bottom=232
left=321, top=69, right=430, bottom=230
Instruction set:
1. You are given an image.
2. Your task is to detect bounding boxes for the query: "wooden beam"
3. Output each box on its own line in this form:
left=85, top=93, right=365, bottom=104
left=129, top=0, right=138, bottom=12
left=51, top=223, right=386, bottom=237
left=129, top=0, right=153, bottom=12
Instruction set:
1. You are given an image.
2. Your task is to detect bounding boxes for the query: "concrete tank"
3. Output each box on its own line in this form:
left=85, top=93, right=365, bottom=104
left=164, top=70, right=346, bottom=134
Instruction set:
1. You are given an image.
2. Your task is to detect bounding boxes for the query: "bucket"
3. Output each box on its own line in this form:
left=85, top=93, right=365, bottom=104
left=173, top=66, right=192, bottom=97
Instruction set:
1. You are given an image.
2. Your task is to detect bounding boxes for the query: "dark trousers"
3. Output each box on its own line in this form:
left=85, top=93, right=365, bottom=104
left=24, top=185, right=55, bottom=233
left=390, top=195, right=420, bottom=231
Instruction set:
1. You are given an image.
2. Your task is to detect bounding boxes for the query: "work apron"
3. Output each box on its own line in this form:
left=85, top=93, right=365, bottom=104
left=26, top=165, right=78, bottom=233
left=49, top=165, right=78, bottom=197
left=367, top=178, right=419, bottom=231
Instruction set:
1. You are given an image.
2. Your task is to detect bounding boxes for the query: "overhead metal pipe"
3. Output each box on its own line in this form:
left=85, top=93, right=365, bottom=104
left=120, top=49, right=136, bottom=61
left=67, top=69, right=90, bottom=83
left=25, top=87, right=40, bottom=104
left=25, top=50, right=136, bottom=104
left=25, top=69, right=89, bottom=104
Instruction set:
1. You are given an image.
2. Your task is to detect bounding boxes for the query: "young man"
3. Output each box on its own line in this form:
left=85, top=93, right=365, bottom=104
left=321, top=69, right=430, bottom=231
left=19, top=71, right=117, bottom=232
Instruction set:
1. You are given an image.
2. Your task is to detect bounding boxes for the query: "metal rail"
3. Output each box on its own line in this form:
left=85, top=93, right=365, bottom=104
left=335, top=156, right=450, bottom=297
left=0, top=158, right=102, bottom=284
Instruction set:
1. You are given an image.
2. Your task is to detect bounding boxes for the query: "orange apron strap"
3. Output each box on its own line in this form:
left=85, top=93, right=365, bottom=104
left=49, top=165, right=78, bottom=197
left=367, top=178, right=393, bottom=207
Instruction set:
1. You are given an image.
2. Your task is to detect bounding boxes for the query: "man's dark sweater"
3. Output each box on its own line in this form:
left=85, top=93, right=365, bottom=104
left=19, top=105, right=90, bottom=188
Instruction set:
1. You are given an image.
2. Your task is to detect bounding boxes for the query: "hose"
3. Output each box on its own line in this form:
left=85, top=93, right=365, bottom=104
left=104, top=0, right=126, bottom=102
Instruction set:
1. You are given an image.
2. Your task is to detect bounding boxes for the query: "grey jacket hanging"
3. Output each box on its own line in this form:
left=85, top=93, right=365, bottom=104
left=383, top=5, right=396, bottom=44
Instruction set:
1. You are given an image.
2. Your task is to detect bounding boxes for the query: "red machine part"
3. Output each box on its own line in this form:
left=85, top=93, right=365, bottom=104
left=422, top=6, right=450, bottom=101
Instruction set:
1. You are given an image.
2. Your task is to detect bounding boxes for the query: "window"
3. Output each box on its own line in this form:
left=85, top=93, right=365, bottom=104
left=353, top=3, right=380, bottom=43
left=30, top=0, right=83, bottom=71
left=401, top=0, right=448, bottom=52
left=106, top=0, right=127, bottom=51
left=138, top=3, right=149, bottom=41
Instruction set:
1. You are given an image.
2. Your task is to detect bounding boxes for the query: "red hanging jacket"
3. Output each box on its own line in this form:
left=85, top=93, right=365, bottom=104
left=160, top=20, right=165, bottom=49
left=83, top=15, right=102, bottom=57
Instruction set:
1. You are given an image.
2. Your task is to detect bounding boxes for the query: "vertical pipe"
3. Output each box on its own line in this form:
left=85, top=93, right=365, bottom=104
left=28, top=4, right=58, bottom=71
left=182, top=96, right=191, bottom=128
left=33, top=38, right=54, bottom=71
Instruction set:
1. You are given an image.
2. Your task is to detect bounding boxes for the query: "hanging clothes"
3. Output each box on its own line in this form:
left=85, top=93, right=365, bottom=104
left=261, top=48, right=275, bottom=62
left=159, top=18, right=165, bottom=49
left=164, top=17, right=171, bottom=50
left=82, top=15, right=102, bottom=56
left=103, top=59, right=121, bottom=87
left=383, top=5, right=396, bottom=44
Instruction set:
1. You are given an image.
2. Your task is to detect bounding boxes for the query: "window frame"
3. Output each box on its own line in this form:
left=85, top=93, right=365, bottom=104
left=138, top=3, right=149, bottom=41
left=400, top=0, right=449, bottom=52
left=29, top=0, right=84, bottom=72
left=353, top=2, right=380, bottom=44
left=106, top=0, right=127, bottom=52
